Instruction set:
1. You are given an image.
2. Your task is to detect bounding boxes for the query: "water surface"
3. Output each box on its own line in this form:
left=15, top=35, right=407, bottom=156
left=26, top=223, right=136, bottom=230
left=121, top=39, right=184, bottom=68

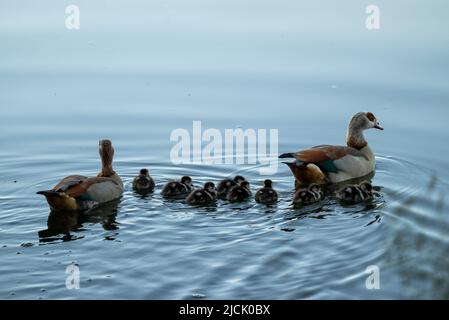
left=1, top=0, right=449, bottom=299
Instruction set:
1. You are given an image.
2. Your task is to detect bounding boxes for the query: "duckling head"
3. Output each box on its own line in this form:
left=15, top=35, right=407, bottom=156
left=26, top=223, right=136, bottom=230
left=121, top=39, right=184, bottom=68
left=234, top=175, right=246, bottom=183
left=139, top=168, right=149, bottom=176
left=240, top=181, right=250, bottom=190
left=181, top=176, right=192, bottom=186
left=293, top=190, right=314, bottom=204
left=263, top=179, right=273, bottom=188
left=204, top=182, right=216, bottom=193
left=360, top=181, right=373, bottom=193
left=336, top=186, right=359, bottom=202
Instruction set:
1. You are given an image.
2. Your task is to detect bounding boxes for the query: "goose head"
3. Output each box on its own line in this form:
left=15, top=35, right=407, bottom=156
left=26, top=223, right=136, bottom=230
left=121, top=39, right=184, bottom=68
left=346, top=112, right=383, bottom=149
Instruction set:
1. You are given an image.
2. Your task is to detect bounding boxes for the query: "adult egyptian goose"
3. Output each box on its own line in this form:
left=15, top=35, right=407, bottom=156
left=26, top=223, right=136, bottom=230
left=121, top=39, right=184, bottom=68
left=37, top=140, right=124, bottom=211
left=279, top=112, right=383, bottom=187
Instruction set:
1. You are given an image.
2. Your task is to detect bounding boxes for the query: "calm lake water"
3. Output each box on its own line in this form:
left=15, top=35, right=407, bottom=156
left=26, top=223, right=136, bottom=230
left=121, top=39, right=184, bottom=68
left=1, top=0, right=449, bottom=299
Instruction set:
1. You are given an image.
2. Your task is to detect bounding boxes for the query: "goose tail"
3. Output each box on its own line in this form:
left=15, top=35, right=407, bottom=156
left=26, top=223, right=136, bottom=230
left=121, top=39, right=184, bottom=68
left=282, top=162, right=326, bottom=188
left=37, top=190, right=78, bottom=211
left=279, top=152, right=295, bottom=159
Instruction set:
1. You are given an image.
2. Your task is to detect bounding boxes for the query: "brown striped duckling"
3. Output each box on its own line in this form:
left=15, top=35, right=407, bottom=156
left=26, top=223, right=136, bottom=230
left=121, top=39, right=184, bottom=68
left=37, top=139, right=124, bottom=211
left=186, top=182, right=217, bottom=205
left=335, top=181, right=373, bottom=203
left=255, top=179, right=278, bottom=204
left=161, top=176, right=193, bottom=199
left=217, top=175, right=246, bottom=199
left=132, top=169, right=155, bottom=192
left=292, top=183, right=323, bottom=206
left=226, top=181, right=251, bottom=202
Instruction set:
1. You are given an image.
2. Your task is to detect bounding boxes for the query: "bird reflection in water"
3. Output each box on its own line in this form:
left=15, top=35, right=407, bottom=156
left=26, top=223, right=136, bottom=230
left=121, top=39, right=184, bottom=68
left=38, top=200, right=120, bottom=243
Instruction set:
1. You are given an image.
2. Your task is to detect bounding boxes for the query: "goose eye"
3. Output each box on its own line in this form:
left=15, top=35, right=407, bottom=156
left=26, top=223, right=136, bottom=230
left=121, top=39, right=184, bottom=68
left=366, top=112, right=375, bottom=121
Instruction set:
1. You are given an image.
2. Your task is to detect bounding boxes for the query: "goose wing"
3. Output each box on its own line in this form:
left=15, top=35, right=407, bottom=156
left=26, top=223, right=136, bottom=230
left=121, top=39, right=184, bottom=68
left=291, top=145, right=367, bottom=173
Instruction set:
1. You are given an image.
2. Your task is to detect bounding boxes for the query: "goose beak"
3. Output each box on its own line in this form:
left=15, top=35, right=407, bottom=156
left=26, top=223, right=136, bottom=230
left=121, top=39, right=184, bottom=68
left=374, top=123, right=384, bottom=130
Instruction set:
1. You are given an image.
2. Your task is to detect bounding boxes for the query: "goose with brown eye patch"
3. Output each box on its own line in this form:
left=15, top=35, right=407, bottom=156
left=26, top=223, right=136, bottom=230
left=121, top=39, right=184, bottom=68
left=366, top=112, right=383, bottom=131
left=279, top=111, right=384, bottom=187
left=186, top=182, right=217, bottom=205
left=255, top=179, right=278, bottom=204
left=217, top=175, right=246, bottom=199
left=161, top=176, right=193, bottom=199
left=226, top=180, right=251, bottom=202
left=132, top=168, right=155, bottom=193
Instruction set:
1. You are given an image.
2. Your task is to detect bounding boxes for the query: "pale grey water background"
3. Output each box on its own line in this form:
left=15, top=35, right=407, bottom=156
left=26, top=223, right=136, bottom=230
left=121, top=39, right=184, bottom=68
left=1, top=0, right=449, bottom=299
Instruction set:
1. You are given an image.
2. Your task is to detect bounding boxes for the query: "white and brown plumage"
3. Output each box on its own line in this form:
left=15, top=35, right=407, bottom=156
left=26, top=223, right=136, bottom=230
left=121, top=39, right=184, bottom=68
left=132, top=168, right=155, bottom=192
left=255, top=179, right=278, bottom=204
left=186, top=182, right=217, bottom=205
left=279, top=112, right=383, bottom=187
left=37, top=140, right=124, bottom=211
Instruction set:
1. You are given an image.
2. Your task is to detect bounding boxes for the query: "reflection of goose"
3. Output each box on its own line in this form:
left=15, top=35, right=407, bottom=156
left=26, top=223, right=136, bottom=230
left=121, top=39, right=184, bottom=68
left=38, top=200, right=119, bottom=241
left=280, top=112, right=383, bottom=187
left=37, top=140, right=124, bottom=211
left=38, top=210, right=80, bottom=239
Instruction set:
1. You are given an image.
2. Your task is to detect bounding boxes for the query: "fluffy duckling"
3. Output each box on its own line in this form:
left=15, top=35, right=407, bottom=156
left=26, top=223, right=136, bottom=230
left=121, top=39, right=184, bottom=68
left=132, top=168, right=155, bottom=192
left=335, top=181, right=373, bottom=203
left=292, top=183, right=323, bottom=206
left=161, top=176, right=193, bottom=199
left=226, top=181, right=251, bottom=202
left=255, top=179, right=278, bottom=204
left=217, top=175, right=246, bottom=199
left=186, top=182, right=217, bottom=205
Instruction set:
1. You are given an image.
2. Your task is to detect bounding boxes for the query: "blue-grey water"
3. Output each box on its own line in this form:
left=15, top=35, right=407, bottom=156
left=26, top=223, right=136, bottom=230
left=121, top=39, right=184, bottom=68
left=1, top=0, right=449, bottom=299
